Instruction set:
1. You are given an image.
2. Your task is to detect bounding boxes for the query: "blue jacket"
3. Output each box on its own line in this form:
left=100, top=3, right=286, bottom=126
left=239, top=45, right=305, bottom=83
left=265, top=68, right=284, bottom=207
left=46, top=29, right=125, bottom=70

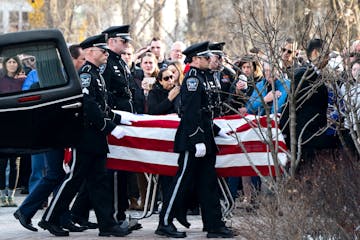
left=246, top=78, right=290, bottom=115
left=22, top=69, right=39, bottom=90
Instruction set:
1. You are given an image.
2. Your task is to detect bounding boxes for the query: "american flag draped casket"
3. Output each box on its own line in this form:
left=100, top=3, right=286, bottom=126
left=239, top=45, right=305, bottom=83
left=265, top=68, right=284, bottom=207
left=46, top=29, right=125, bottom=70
left=107, top=111, right=288, bottom=177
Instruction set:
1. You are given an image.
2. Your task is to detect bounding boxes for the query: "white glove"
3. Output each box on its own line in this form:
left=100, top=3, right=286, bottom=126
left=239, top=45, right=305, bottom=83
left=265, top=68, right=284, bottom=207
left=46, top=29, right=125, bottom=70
left=195, top=143, right=206, bottom=158
left=218, top=128, right=231, bottom=138
left=111, top=126, right=126, bottom=139
left=119, top=111, right=137, bottom=125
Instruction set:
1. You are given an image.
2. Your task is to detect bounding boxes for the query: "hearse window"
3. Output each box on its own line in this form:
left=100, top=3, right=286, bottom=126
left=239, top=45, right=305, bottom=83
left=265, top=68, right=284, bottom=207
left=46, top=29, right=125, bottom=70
left=0, top=42, right=67, bottom=95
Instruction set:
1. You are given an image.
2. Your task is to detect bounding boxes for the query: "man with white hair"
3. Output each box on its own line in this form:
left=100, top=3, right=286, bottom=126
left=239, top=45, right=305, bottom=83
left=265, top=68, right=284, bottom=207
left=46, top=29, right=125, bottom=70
left=169, top=41, right=186, bottom=63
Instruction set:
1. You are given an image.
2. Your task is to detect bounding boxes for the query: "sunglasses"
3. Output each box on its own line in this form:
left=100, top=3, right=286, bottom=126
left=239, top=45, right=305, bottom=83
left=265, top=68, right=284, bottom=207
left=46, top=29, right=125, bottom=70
left=162, top=75, right=173, bottom=81
left=282, top=48, right=293, bottom=54
left=349, top=52, right=358, bottom=57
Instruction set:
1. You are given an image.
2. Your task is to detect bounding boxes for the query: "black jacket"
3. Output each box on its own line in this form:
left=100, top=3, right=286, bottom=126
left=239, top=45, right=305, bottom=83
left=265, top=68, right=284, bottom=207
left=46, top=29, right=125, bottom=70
left=130, top=68, right=147, bottom=114
left=280, top=64, right=338, bottom=149
left=174, top=67, right=221, bottom=153
left=77, top=61, right=121, bottom=154
left=148, top=82, right=178, bottom=115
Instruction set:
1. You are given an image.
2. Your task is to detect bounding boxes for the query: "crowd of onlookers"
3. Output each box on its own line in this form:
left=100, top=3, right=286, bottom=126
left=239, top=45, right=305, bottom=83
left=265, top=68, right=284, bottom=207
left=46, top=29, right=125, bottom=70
left=0, top=33, right=359, bottom=230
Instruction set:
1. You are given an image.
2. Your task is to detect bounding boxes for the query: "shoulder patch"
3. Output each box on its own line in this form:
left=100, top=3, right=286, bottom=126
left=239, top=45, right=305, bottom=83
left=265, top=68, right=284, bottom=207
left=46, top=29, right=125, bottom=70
left=186, top=77, right=199, bottom=91
left=80, top=73, right=91, bottom=88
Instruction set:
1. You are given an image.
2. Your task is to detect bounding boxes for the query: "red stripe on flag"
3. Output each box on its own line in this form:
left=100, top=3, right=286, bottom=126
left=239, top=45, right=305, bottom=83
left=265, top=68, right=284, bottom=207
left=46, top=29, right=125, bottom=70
left=236, top=118, right=276, bottom=132
left=107, top=158, right=178, bottom=176
left=107, top=158, right=278, bottom=177
left=108, top=135, right=174, bottom=152
left=131, top=119, right=180, bottom=128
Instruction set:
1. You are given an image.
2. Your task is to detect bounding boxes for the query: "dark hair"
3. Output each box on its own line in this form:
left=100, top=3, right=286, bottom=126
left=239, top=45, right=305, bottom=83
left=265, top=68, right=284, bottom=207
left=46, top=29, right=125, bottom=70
left=150, top=37, right=161, bottom=43
left=3, top=55, right=23, bottom=76
left=285, top=37, right=294, bottom=44
left=69, top=44, right=82, bottom=59
left=156, top=68, right=170, bottom=82
left=281, top=37, right=297, bottom=51
left=184, top=55, right=192, bottom=64
left=350, top=58, right=360, bottom=70
left=306, top=38, right=324, bottom=59
left=234, top=54, right=257, bottom=70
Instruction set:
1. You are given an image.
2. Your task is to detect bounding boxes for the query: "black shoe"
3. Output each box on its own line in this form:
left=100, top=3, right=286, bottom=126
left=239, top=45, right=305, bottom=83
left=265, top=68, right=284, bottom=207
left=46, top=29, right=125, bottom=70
left=155, top=224, right=186, bottom=238
left=75, top=220, right=98, bottom=229
left=20, top=188, right=29, bottom=194
left=14, top=209, right=38, bottom=232
left=98, top=225, right=131, bottom=237
left=118, top=218, right=142, bottom=231
left=72, top=215, right=98, bottom=229
left=61, top=221, right=87, bottom=232
left=207, top=226, right=234, bottom=238
left=38, top=220, right=69, bottom=237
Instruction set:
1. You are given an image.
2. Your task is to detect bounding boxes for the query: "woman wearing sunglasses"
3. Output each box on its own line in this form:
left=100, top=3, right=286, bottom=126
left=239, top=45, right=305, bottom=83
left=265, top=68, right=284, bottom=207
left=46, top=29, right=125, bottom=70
left=147, top=67, right=180, bottom=115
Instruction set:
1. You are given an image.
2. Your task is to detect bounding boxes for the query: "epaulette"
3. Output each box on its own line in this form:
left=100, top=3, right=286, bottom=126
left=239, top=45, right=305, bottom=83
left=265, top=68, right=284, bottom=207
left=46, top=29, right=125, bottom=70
left=188, top=68, right=197, bottom=77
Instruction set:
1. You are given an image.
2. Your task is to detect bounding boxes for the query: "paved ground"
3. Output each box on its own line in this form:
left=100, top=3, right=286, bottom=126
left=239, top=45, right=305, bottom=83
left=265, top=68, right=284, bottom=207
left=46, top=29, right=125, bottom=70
left=0, top=191, right=243, bottom=239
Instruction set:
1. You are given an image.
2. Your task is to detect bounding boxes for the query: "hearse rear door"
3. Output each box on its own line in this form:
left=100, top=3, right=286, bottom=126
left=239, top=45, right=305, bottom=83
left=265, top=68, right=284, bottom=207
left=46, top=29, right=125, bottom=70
left=0, top=29, right=83, bottom=154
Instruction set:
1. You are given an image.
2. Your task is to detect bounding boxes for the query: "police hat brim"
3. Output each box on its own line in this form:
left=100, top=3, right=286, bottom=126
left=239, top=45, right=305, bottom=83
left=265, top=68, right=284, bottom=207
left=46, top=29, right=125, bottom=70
left=121, top=35, right=132, bottom=42
left=210, top=50, right=224, bottom=57
left=196, top=50, right=213, bottom=57
left=93, top=43, right=109, bottom=50
left=113, top=33, right=132, bottom=42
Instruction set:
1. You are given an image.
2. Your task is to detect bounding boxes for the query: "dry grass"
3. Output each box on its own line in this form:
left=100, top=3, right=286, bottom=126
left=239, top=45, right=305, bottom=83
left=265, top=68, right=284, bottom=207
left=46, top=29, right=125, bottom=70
left=231, top=151, right=360, bottom=240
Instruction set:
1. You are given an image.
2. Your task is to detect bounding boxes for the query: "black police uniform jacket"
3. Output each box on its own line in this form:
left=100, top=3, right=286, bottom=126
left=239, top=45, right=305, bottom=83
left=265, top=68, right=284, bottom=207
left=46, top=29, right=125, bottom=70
left=102, top=50, right=134, bottom=112
left=78, top=61, right=121, bottom=154
left=205, top=69, right=226, bottom=117
left=174, top=67, right=221, bottom=154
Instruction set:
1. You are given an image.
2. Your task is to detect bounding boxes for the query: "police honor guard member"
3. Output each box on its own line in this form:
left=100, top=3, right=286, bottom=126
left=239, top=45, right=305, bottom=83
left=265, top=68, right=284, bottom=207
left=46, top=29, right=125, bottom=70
left=100, top=25, right=142, bottom=231
left=155, top=41, right=234, bottom=238
left=101, top=25, right=134, bottom=113
left=208, top=41, right=236, bottom=116
left=40, top=34, right=133, bottom=237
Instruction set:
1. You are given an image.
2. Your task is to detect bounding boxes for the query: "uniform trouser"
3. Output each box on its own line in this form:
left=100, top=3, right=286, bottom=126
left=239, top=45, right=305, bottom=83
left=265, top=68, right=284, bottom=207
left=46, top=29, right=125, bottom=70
left=0, top=156, right=19, bottom=190
left=108, top=170, right=128, bottom=222
left=42, top=150, right=116, bottom=231
left=159, top=151, right=224, bottom=230
left=70, top=180, right=92, bottom=222
left=19, top=149, right=64, bottom=219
